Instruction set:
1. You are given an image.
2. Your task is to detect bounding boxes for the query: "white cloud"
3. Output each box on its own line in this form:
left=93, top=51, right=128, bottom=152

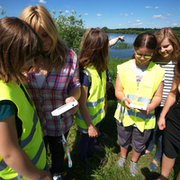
left=84, top=13, right=88, bottom=15
left=173, top=23, right=177, bottom=26
left=120, top=13, right=122, bottom=15
left=65, top=10, right=69, bottom=13
left=167, top=13, right=172, bottom=16
left=125, top=14, right=128, bottom=16
left=155, top=6, right=159, bottom=9
left=136, top=20, right=141, bottom=22
left=152, top=14, right=167, bottom=19
left=39, top=0, right=46, bottom=3
left=131, top=13, right=133, bottom=15
left=137, top=22, right=142, bottom=25
left=128, top=21, right=131, bottom=23
left=0, top=6, right=2, bottom=8
left=145, top=6, right=152, bottom=8
left=97, top=14, right=102, bottom=16
left=119, top=24, right=122, bottom=26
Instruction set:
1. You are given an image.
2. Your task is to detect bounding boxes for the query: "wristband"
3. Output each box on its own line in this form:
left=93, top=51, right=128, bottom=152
left=121, top=97, right=126, bottom=104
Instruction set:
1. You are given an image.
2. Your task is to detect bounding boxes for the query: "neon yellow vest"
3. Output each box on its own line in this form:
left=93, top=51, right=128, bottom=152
left=0, top=80, right=47, bottom=180
left=76, top=66, right=106, bottom=132
left=114, top=60, right=165, bottom=132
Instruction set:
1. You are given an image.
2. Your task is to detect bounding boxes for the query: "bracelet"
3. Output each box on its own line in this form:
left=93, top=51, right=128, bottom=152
left=121, top=97, right=126, bottom=103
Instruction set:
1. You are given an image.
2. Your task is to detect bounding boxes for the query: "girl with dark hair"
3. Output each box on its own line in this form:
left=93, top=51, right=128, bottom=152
left=0, top=17, right=51, bottom=180
left=76, top=28, right=109, bottom=169
left=114, top=33, right=165, bottom=176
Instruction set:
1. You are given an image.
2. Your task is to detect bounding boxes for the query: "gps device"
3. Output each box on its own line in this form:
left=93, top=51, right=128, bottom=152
left=51, top=101, right=78, bottom=116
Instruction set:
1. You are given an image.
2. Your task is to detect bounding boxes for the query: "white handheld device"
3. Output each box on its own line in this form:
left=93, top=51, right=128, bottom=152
left=129, top=102, right=147, bottom=111
left=51, top=101, right=78, bottom=116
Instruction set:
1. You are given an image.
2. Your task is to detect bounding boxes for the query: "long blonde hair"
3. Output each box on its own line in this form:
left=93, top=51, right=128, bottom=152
left=19, top=5, right=68, bottom=73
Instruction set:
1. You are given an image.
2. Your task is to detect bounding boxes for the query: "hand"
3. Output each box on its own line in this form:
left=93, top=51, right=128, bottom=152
left=38, top=170, right=52, bottom=180
left=123, top=98, right=133, bottom=109
left=119, top=36, right=125, bottom=42
left=158, top=116, right=166, bottom=130
left=65, top=97, right=79, bottom=115
left=88, top=125, right=98, bottom=137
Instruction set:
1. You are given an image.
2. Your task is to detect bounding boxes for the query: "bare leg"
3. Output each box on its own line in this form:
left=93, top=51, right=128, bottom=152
left=152, top=159, right=159, bottom=167
left=131, top=148, right=140, bottom=162
left=161, top=153, right=175, bottom=179
left=120, top=146, right=128, bottom=159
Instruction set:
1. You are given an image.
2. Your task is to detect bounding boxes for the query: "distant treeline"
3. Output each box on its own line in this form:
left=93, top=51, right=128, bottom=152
left=102, top=26, right=180, bottom=39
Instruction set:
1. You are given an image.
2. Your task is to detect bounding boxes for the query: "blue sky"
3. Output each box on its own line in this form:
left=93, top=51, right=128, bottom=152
left=0, top=0, right=180, bottom=29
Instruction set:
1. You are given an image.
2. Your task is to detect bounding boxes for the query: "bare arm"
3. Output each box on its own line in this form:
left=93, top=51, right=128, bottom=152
left=78, top=85, right=98, bottom=137
left=109, top=36, right=125, bottom=47
left=0, top=116, right=51, bottom=180
left=158, top=81, right=178, bottom=130
left=115, top=74, right=132, bottom=109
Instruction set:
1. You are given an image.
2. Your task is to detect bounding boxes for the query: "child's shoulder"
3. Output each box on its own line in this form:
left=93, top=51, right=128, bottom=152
left=117, top=59, right=132, bottom=68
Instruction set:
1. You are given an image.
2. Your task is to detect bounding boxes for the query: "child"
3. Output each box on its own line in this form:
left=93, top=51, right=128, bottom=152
left=143, top=28, right=180, bottom=172
left=114, top=33, right=165, bottom=176
left=76, top=28, right=108, bottom=169
left=0, top=17, right=51, bottom=180
left=19, top=5, right=81, bottom=180
left=156, top=56, right=180, bottom=180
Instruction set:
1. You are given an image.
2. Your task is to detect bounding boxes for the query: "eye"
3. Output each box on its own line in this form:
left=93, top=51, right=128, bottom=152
left=42, top=33, right=48, bottom=37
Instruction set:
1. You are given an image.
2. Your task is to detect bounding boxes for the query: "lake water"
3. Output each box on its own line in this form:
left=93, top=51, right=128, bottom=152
left=107, top=33, right=138, bottom=59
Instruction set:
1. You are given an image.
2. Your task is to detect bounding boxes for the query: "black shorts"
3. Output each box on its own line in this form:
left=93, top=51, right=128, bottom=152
left=164, top=132, right=179, bottom=159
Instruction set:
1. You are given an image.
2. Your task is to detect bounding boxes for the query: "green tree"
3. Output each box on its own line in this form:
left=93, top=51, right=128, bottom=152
left=1, top=8, right=5, bottom=17
left=52, top=10, right=86, bottom=54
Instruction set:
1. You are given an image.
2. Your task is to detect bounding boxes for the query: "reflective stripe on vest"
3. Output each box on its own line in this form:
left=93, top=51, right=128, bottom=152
left=114, top=60, right=165, bottom=132
left=0, top=80, right=46, bottom=179
left=76, top=66, right=106, bottom=132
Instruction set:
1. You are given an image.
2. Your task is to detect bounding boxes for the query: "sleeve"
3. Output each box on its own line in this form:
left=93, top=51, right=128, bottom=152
left=0, top=100, right=17, bottom=121
left=106, top=69, right=113, bottom=83
left=80, top=71, right=90, bottom=87
left=67, top=49, right=81, bottom=92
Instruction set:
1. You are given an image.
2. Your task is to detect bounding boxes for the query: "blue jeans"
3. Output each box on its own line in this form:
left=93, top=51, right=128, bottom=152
left=146, top=106, right=164, bottom=162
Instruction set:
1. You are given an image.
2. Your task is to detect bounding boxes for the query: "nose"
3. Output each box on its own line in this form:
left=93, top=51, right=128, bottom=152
left=161, top=47, right=166, bottom=52
left=140, top=55, right=145, bottom=59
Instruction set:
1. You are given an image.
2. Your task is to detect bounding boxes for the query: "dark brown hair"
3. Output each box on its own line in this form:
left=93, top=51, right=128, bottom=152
left=134, top=32, right=157, bottom=50
left=0, top=17, right=42, bottom=83
left=132, top=33, right=157, bottom=59
left=79, top=28, right=109, bottom=73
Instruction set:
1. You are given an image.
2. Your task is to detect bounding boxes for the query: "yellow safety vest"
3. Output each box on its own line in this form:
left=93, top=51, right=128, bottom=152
left=114, top=60, right=165, bottom=132
left=76, top=66, right=106, bottom=132
left=0, top=80, right=47, bottom=180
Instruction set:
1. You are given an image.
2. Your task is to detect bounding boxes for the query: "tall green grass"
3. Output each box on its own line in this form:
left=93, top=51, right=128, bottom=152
left=111, top=42, right=133, bottom=50
left=57, top=57, right=179, bottom=180
left=1, top=58, right=179, bottom=180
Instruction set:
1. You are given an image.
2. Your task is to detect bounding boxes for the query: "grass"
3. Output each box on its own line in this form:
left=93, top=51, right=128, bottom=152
left=54, top=57, right=180, bottom=180
left=1, top=57, right=179, bottom=180
left=111, top=42, right=134, bottom=50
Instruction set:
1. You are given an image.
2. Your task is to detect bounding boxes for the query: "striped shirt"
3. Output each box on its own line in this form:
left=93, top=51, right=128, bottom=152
left=25, top=48, right=80, bottom=136
left=156, top=61, right=176, bottom=106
